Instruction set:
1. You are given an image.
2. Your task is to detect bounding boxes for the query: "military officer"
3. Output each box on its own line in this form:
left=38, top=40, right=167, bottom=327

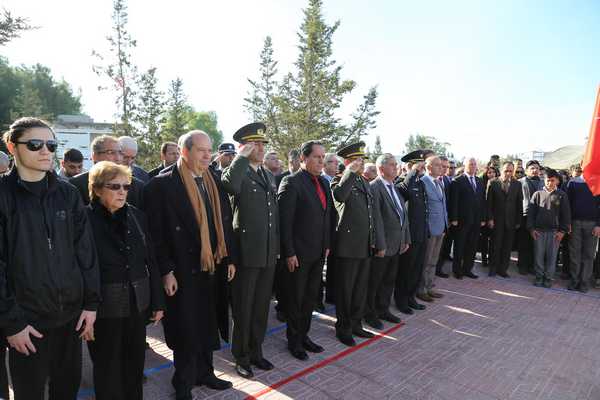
left=221, top=122, right=280, bottom=378
left=331, top=141, right=377, bottom=347
left=394, top=150, right=432, bottom=314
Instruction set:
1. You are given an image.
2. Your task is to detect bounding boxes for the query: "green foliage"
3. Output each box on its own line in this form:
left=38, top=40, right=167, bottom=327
left=187, top=111, right=223, bottom=151
left=0, top=57, right=82, bottom=131
left=404, top=133, right=453, bottom=158
left=367, top=135, right=383, bottom=162
left=244, top=0, right=380, bottom=159
left=133, top=67, right=165, bottom=169
left=92, top=0, right=138, bottom=136
left=0, top=9, right=34, bottom=46
left=162, top=78, right=191, bottom=142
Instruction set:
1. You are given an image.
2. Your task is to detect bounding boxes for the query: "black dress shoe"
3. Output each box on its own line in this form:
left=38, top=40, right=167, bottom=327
left=364, top=316, right=384, bottom=330
left=175, top=391, right=193, bottom=400
left=436, top=271, right=450, bottom=278
left=198, top=375, right=233, bottom=390
left=398, top=307, right=414, bottom=315
left=454, top=273, right=463, bottom=280
left=408, top=301, right=426, bottom=311
left=251, top=358, right=274, bottom=371
left=498, top=271, right=510, bottom=278
left=303, top=337, right=324, bottom=353
left=289, top=348, right=309, bottom=360
left=352, top=327, right=375, bottom=338
left=488, top=271, right=496, bottom=277
left=464, top=272, right=478, bottom=279
left=235, top=363, right=254, bottom=378
left=336, top=334, right=356, bottom=347
left=379, top=311, right=401, bottom=323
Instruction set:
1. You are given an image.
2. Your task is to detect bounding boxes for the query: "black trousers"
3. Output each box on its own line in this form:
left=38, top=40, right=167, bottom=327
left=9, top=317, right=81, bottom=400
left=452, top=223, right=481, bottom=276
left=231, top=266, right=276, bottom=365
left=0, top=340, right=8, bottom=400
left=334, top=257, right=370, bottom=336
left=394, top=241, right=426, bottom=308
left=490, top=225, right=516, bottom=275
left=517, top=216, right=535, bottom=273
left=325, top=253, right=336, bottom=304
left=172, top=349, right=214, bottom=395
left=87, top=310, right=147, bottom=400
left=478, top=226, right=493, bottom=263
left=366, top=254, right=399, bottom=319
left=285, top=258, right=325, bottom=350
left=274, top=259, right=287, bottom=314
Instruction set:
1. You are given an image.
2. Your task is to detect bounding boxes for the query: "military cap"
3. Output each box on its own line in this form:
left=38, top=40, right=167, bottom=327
left=401, top=149, right=433, bottom=163
left=218, top=142, right=236, bottom=154
left=336, top=141, right=368, bottom=159
left=233, top=122, right=268, bottom=144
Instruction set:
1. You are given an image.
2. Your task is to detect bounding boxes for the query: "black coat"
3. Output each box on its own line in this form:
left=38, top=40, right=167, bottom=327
left=148, top=164, right=167, bottom=179
left=486, top=178, right=523, bottom=229
left=449, top=174, right=487, bottom=225
left=143, top=166, right=235, bottom=350
left=278, top=169, right=333, bottom=263
left=86, top=201, right=164, bottom=318
left=397, top=169, right=428, bottom=243
left=70, top=171, right=144, bottom=208
left=0, top=169, right=100, bottom=335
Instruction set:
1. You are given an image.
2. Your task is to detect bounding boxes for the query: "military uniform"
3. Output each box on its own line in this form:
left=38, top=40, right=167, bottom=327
left=331, top=142, right=376, bottom=346
left=221, top=123, right=280, bottom=375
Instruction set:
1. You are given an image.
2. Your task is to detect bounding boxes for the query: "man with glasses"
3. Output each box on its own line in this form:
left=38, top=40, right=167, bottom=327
left=70, top=135, right=144, bottom=207
left=118, top=136, right=150, bottom=183
left=0, top=117, right=100, bottom=400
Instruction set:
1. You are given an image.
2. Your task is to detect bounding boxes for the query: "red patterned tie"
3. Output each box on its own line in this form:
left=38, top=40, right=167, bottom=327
left=311, top=175, right=327, bottom=209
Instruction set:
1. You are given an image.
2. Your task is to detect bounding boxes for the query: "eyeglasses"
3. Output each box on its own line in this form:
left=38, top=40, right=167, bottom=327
left=14, top=139, right=58, bottom=153
left=104, top=183, right=131, bottom=191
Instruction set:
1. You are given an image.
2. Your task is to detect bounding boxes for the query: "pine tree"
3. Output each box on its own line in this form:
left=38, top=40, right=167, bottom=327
left=162, top=78, right=191, bottom=142
left=340, top=86, right=380, bottom=147
left=92, top=0, right=138, bottom=136
left=244, top=36, right=279, bottom=130
left=133, top=67, right=165, bottom=169
left=0, top=9, right=34, bottom=46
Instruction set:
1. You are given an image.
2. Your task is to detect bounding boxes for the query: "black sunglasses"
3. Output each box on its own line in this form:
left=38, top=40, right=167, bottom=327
left=104, top=183, right=131, bottom=191
left=14, top=139, right=58, bottom=153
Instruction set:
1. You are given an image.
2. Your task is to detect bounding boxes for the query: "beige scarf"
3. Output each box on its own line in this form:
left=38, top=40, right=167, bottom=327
left=177, top=158, right=227, bottom=274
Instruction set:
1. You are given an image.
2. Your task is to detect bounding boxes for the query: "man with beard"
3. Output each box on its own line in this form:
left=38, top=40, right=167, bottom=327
left=144, top=131, right=236, bottom=399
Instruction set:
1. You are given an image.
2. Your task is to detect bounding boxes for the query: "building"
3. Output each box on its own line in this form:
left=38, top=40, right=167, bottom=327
left=517, top=150, right=545, bottom=165
left=52, top=115, right=114, bottom=170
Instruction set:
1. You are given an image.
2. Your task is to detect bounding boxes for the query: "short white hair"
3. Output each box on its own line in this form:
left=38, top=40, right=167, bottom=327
left=324, top=153, right=339, bottom=163
left=375, top=153, right=396, bottom=168
left=118, top=136, right=138, bottom=153
left=463, top=156, right=477, bottom=166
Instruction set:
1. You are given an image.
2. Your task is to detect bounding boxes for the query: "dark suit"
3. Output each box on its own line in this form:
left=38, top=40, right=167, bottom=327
left=70, top=171, right=144, bottom=208
left=143, top=165, right=234, bottom=395
left=487, top=178, right=523, bottom=275
left=148, top=163, right=168, bottom=179
left=331, top=169, right=375, bottom=337
left=368, top=177, right=410, bottom=319
left=437, top=175, right=453, bottom=271
left=449, top=174, right=487, bottom=276
left=221, top=155, right=279, bottom=365
left=395, top=169, right=429, bottom=309
left=278, top=169, right=333, bottom=350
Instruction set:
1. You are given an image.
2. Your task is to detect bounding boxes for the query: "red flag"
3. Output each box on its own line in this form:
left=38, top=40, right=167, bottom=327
left=582, top=85, right=600, bottom=195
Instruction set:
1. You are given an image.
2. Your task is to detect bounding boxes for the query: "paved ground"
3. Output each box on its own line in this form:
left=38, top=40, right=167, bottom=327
left=69, top=258, right=600, bottom=399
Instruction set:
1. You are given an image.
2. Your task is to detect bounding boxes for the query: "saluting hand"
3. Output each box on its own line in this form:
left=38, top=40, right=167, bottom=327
left=287, top=256, right=299, bottom=272
left=163, top=272, right=178, bottom=296
left=348, top=158, right=363, bottom=173
left=239, top=143, right=255, bottom=159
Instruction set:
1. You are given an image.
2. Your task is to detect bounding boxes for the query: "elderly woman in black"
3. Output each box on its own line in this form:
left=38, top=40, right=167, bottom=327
left=86, top=161, right=164, bottom=400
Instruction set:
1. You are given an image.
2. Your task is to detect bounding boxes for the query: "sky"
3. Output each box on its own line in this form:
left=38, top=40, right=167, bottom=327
left=2, top=0, right=599, bottom=159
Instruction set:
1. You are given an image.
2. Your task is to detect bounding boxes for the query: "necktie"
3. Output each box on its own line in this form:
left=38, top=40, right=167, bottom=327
left=386, top=184, right=403, bottom=225
left=311, top=175, right=327, bottom=209
left=470, top=176, right=477, bottom=191
left=434, top=178, right=444, bottom=197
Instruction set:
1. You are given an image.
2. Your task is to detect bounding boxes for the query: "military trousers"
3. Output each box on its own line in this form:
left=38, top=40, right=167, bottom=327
left=334, top=257, right=370, bottom=336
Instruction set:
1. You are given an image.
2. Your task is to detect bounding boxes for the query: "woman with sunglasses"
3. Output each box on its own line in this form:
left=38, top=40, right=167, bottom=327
left=86, top=161, right=164, bottom=400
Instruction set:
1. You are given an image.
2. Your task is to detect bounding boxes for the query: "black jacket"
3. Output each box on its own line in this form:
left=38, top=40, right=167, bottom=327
left=0, top=169, right=100, bottom=335
left=70, top=171, right=144, bottom=208
left=397, top=169, right=428, bottom=243
left=527, top=188, right=572, bottom=233
left=487, top=178, right=523, bottom=229
left=87, top=201, right=164, bottom=318
left=278, top=169, right=333, bottom=263
left=449, top=174, right=487, bottom=226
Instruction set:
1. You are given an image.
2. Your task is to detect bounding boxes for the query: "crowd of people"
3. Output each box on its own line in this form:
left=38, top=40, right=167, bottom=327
left=0, top=116, right=598, bottom=400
